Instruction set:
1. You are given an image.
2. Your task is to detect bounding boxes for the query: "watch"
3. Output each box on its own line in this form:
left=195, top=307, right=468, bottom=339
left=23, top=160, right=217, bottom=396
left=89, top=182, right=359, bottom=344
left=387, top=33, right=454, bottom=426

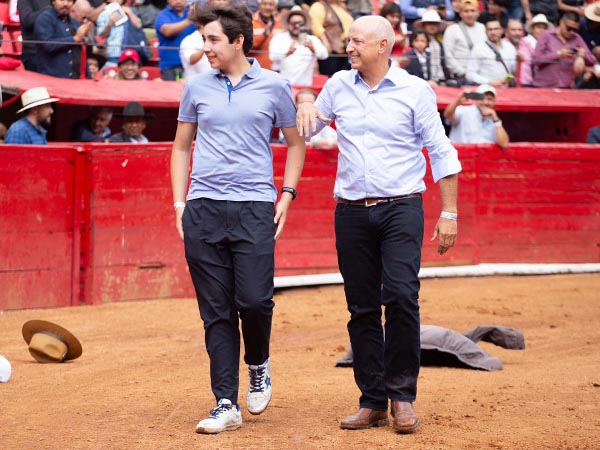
left=281, top=187, right=297, bottom=200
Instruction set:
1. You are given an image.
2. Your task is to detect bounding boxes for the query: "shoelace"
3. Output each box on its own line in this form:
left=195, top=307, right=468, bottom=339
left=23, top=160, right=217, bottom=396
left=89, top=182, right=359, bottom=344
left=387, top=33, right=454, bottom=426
left=209, top=403, right=232, bottom=419
left=248, top=366, right=266, bottom=393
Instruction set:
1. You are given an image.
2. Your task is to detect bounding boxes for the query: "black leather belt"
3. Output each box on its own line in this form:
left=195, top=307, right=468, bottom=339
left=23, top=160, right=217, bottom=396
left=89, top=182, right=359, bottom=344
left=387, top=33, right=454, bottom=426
left=337, top=193, right=422, bottom=207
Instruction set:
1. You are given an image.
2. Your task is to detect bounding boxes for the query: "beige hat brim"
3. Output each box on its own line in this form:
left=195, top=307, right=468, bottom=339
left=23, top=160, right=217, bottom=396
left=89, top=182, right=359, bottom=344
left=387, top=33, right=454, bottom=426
left=17, top=98, right=59, bottom=115
left=22, top=320, right=82, bottom=361
left=584, top=3, right=600, bottom=22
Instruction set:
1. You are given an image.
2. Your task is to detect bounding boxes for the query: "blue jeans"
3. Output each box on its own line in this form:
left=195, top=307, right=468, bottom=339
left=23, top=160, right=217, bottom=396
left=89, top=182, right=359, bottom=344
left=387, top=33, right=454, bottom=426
left=335, top=197, right=424, bottom=410
left=183, top=198, right=276, bottom=404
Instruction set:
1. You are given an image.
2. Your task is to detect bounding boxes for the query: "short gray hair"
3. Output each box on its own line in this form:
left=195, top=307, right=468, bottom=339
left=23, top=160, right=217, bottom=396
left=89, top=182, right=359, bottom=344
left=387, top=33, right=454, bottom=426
left=353, top=15, right=395, bottom=56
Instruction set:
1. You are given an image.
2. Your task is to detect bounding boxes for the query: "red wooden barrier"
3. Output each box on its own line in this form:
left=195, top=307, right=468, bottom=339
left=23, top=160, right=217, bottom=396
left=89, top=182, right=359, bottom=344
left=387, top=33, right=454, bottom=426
left=1, top=142, right=599, bottom=310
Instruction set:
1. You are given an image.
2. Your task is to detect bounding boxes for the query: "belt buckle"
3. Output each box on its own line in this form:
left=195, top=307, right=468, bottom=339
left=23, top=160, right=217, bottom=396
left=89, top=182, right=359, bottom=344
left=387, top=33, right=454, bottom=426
left=364, top=198, right=379, bottom=207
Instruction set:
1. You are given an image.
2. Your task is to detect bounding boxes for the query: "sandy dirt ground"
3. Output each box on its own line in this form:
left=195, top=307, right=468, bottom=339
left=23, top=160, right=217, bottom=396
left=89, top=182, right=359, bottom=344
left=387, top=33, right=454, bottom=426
left=1, top=274, right=599, bottom=450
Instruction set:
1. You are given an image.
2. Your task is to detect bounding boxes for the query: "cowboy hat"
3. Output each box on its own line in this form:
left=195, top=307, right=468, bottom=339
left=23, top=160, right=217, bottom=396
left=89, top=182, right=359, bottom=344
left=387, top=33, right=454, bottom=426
left=116, top=101, right=153, bottom=119
left=584, top=2, right=600, bottom=22
left=282, top=6, right=311, bottom=29
left=526, top=14, right=554, bottom=33
left=17, top=87, right=59, bottom=114
left=0, top=355, right=11, bottom=382
left=22, top=320, right=82, bottom=364
left=413, top=10, right=448, bottom=32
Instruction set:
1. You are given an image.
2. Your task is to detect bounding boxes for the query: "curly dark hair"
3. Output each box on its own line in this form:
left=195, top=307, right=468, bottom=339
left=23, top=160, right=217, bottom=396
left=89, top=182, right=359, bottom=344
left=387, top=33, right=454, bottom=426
left=195, top=5, right=254, bottom=54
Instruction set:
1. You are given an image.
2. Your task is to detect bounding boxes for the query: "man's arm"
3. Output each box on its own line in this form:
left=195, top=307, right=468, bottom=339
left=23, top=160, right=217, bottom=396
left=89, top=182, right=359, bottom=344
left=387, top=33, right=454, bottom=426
left=275, top=126, right=306, bottom=240
left=432, top=174, right=458, bottom=255
left=170, top=121, right=196, bottom=241
left=443, top=91, right=467, bottom=123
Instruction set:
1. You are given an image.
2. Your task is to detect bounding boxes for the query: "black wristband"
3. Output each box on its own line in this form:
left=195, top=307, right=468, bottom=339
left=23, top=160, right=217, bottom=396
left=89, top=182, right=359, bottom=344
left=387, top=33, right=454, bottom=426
left=281, top=186, right=297, bottom=200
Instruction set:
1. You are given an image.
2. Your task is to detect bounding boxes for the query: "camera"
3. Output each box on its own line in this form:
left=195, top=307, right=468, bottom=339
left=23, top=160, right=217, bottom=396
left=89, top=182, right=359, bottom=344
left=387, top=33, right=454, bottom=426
left=465, top=92, right=484, bottom=100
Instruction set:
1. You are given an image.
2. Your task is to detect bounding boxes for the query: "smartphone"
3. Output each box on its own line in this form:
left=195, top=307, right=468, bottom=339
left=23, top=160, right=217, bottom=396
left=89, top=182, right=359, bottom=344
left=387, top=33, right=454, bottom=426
left=465, top=92, right=484, bottom=101
left=106, top=2, right=128, bottom=26
left=298, top=31, right=308, bottom=42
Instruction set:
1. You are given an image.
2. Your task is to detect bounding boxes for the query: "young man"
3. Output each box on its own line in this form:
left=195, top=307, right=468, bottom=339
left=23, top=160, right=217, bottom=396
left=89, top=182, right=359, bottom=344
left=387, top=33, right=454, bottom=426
left=297, top=15, right=461, bottom=435
left=170, top=4, right=305, bottom=435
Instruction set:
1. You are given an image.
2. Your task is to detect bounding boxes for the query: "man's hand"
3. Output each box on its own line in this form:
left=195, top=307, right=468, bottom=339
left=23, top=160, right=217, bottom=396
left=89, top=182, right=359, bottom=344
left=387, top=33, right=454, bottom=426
left=274, top=195, right=293, bottom=240
left=175, top=207, right=184, bottom=241
left=431, top=218, right=457, bottom=255
left=478, top=105, right=498, bottom=121
left=74, top=21, right=92, bottom=42
left=296, top=102, right=331, bottom=138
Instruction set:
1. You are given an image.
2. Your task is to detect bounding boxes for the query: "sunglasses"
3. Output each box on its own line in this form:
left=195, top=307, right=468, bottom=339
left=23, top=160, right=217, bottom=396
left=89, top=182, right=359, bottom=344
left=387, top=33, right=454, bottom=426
left=289, top=21, right=305, bottom=26
left=565, top=25, right=579, bottom=32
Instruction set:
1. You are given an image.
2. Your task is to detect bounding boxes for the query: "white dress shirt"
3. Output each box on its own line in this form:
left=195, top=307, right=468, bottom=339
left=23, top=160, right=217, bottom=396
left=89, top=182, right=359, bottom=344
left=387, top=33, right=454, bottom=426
left=312, top=66, right=462, bottom=200
left=269, top=32, right=328, bottom=86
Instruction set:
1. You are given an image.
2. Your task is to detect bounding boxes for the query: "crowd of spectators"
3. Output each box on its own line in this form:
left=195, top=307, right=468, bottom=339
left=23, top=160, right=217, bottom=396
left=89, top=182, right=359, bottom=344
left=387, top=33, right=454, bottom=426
left=4, top=0, right=600, bottom=146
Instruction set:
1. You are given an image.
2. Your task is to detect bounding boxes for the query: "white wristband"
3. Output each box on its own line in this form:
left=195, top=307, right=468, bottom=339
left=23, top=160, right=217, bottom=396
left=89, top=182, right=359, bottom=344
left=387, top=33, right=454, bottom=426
left=494, top=120, right=503, bottom=128
left=173, top=201, right=186, bottom=211
left=440, top=211, right=458, bottom=221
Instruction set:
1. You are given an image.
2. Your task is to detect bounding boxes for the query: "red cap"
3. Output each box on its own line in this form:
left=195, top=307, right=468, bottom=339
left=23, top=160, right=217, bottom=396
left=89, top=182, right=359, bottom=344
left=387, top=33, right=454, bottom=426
left=118, top=49, right=141, bottom=65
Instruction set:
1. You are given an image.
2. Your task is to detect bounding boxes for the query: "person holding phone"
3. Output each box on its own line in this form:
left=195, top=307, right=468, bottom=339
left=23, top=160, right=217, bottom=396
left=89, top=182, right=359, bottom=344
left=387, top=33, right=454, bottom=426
left=531, top=11, right=596, bottom=88
left=443, top=84, right=510, bottom=148
left=269, top=7, right=328, bottom=85
left=97, top=0, right=143, bottom=66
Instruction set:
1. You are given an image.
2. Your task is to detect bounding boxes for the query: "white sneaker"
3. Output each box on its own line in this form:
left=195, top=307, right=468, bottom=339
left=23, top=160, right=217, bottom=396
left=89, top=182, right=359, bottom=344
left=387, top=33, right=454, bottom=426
left=195, top=399, right=242, bottom=434
left=247, top=357, right=272, bottom=415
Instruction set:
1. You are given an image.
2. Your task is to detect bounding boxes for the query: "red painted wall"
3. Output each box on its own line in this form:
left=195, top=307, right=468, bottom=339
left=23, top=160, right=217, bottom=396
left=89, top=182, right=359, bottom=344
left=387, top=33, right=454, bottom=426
left=1, top=143, right=599, bottom=310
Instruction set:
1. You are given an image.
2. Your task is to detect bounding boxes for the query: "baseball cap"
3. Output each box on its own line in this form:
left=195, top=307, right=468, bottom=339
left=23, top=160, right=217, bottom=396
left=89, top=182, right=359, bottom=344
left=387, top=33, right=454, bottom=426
left=119, top=49, right=141, bottom=65
left=0, top=355, right=11, bottom=383
left=461, top=0, right=478, bottom=8
left=476, top=84, right=497, bottom=96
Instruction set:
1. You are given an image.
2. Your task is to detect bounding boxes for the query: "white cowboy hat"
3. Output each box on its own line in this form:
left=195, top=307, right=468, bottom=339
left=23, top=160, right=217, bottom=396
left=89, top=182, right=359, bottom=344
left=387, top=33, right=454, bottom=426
left=0, top=355, right=11, bottom=383
left=526, top=14, right=554, bottom=33
left=584, top=2, right=600, bottom=22
left=17, top=87, right=60, bottom=114
left=22, top=320, right=82, bottom=364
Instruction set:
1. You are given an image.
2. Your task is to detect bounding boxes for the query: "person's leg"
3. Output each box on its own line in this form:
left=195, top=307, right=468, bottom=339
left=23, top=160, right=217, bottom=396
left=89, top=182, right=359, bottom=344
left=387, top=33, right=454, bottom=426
left=183, top=199, right=241, bottom=405
left=377, top=198, right=424, bottom=434
left=229, top=201, right=276, bottom=415
left=335, top=203, right=387, bottom=412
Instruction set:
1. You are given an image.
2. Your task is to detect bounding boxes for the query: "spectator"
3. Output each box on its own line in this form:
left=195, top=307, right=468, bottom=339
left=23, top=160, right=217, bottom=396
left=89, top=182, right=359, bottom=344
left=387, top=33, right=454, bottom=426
left=532, top=12, right=596, bottom=88
left=179, top=7, right=212, bottom=80
left=414, top=9, right=450, bottom=84
left=466, top=18, right=517, bottom=86
left=96, top=0, right=144, bottom=67
left=106, top=48, right=143, bottom=79
left=443, top=0, right=486, bottom=83
left=581, top=2, right=600, bottom=61
left=478, top=0, right=511, bottom=29
left=399, top=0, right=455, bottom=31
left=405, top=30, right=440, bottom=86
left=109, top=102, right=151, bottom=143
left=444, top=84, right=509, bottom=148
left=70, top=107, right=114, bottom=142
left=269, top=7, right=328, bottom=85
left=250, top=0, right=283, bottom=70
left=87, top=52, right=107, bottom=80
left=346, top=0, right=372, bottom=20
left=309, top=0, right=353, bottom=76
left=448, top=0, right=462, bottom=22
left=380, top=1, right=409, bottom=64
left=5, top=87, right=59, bottom=145
left=33, top=0, right=93, bottom=79
left=155, top=0, right=196, bottom=80
left=522, top=0, right=559, bottom=25
left=504, top=19, right=535, bottom=86
left=132, top=0, right=161, bottom=30
left=587, top=125, right=600, bottom=143
left=524, top=13, right=553, bottom=49
left=17, top=0, right=51, bottom=72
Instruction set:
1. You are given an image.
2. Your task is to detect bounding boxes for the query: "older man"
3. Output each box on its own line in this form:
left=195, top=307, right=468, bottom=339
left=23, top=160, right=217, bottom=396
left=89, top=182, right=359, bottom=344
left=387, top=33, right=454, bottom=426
left=532, top=11, right=596, bottom=88
left=70, top=107, right=114, bottom=142
left=5, top=87, right=59, bottom=145
left=504, top=19, right=534, bottom=86
left=297, top=15, right=461, bottom=434
left=33, top=0, right=92, bottom=78
left=109, top=102, right=151, bottom=143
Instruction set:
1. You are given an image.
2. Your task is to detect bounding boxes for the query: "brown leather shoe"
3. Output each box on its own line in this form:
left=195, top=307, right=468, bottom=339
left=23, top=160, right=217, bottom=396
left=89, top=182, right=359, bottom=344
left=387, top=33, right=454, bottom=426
left=340, top=408, right=389, bottom=430
left=390, top=401, right=419, bottom=434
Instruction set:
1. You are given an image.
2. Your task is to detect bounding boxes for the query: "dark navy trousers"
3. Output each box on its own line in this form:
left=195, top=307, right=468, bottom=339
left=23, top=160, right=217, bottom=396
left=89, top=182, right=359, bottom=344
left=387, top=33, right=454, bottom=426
left=182, top=198, right=275, bottom=405
left=335, top=197, right=424, bottom=411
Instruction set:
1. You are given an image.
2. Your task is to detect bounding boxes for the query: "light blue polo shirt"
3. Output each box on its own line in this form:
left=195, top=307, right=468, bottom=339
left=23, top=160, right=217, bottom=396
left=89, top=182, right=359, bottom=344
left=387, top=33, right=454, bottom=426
left=178, top=59, right=297, bottom=203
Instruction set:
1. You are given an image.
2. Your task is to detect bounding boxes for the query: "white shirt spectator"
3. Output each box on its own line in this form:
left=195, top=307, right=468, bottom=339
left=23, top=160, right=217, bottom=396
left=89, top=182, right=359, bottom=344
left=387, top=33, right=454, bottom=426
left=180, top=30, right=211, bottom=80
left=448, top=104, right=499, bottom=144
left=269, top=32, right=328, bottom=86
left=466, top=40, right=517, bottom=85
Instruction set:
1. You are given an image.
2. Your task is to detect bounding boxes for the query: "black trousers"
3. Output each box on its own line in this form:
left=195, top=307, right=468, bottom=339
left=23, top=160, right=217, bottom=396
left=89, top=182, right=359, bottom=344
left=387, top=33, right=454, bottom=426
left=335, top=198, right=424, bottom=411
left=183, top=198, right=276, bottom=404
